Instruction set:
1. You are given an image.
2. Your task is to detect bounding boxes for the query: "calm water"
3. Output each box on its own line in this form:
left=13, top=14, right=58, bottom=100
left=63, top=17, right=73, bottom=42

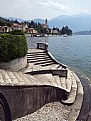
left=26, top=35, right=91, bottom=80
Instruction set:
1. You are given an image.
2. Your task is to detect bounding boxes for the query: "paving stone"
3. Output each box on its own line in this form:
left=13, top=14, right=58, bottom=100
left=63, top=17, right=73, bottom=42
left=60, top=77, right=66, bottom=89
left=34, top=60, right=54, bottom=65
left=61, top=78, right=77, bottom=104
left=0, top=72, right=4, bottom=84
left=0, top=69, right=12, bottom=84
left=7, top=71, right=19, bottom=84
left=25, top=74, right=42, bottom=85
left=53, top=75, right=62, bottom=88
left=33, top=74, right=52, bottom=86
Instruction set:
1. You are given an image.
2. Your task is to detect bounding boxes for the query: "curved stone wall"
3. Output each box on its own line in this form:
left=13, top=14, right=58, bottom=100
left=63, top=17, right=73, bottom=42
left=1, top=86, right=67, bottom=120
left=0, top=55, right=27, bottom=71
left=0, top=91, right=12, bottom=121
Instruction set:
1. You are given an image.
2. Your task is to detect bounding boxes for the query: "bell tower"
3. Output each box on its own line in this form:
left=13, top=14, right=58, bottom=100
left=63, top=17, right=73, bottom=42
left=45, top=19, right=47, bottom=25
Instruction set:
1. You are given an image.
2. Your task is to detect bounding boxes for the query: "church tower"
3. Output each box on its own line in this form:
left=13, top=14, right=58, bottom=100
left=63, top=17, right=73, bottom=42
left=45, top=19, right=47, bottom=25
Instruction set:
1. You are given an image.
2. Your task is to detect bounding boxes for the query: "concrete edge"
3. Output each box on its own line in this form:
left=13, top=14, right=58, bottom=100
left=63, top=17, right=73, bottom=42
left=67, top=71, right=84, bottom=121
left=47, top=51, right=67, bottom=69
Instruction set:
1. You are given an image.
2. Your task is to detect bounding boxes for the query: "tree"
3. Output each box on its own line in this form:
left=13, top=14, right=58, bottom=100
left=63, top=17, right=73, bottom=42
left=61, top=26, right=72, bottom=35
left=14, top=19, right=19, bottom=24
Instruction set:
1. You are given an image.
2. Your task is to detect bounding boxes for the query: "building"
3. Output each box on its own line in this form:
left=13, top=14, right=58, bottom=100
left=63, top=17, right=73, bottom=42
left=11, top=24, right=22, bottom=31
left=21, top=23, right=28, bottom=32
left=51, top=29, right=59, bottom=35
left=0, top=26, right=12, bottom=33
left=26, top=28, right=38, bottom=34
left=41, top=19, right=48, bottom=29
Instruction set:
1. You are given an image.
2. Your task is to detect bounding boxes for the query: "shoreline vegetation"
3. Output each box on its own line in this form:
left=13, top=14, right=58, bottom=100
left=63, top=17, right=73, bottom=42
left=0, top=17, right=72, bottom=36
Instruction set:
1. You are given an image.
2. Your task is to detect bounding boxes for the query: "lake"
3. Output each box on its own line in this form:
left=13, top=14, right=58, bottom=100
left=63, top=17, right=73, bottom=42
left=26, top=35, right=91, bottom=80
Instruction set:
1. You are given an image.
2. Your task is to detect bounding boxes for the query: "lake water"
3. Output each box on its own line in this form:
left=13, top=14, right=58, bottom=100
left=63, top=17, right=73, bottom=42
left=26, top=35, right=91, bottom=80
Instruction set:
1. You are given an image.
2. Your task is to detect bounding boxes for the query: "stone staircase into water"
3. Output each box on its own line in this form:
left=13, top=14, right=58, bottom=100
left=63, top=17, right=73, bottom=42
left=0, top=68, right=83, bottom=104
left=0, top=44, right=84, bottom=121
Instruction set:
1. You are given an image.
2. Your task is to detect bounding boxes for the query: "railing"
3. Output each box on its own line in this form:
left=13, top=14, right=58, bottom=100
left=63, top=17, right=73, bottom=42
left=37, top=42, right=48, bottom=51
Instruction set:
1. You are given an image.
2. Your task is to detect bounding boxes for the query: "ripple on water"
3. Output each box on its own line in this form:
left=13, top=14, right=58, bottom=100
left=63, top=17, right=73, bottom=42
left=27, top=35, right=91, bottom=80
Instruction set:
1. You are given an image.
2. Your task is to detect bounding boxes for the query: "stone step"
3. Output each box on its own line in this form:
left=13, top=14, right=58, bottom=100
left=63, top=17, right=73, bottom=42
left=33, top=73, right=58, bottom=87
left=53, top=71, right=72, bottom=92
left=66, top=70, right=72, bottom=92
left=27, top=54, right=47, bottom=57
left=7, top=71, right=19, bottom=84
left=44, top=74, right=58, bottom=87
left=28, top=49, right=45, bottom=53
left=27, top=57, right=51, bottom=63
left=27, top=53, right=48, bottom=57
left=60, top=77, right=66, bottom=89
left=0, top=72, right=4, bottom=84
left=33, top=60, right=54, bottom=65
left=53, top=75, right=62, bottom=88
left=23, top=64, right=60, bottom=74
left=27, top=59, right=52, bottom=64
left=42, top=64, right=60, bottom=70
left=18, top=72, right=31, bottom=85
left=0, top=69, right=12, bottom=85
left=23, top=65, right=46, bottom=73
left=33, top=74, right=52, bottom=86
left=38, top=62, right=55, bottom=66
left=27, top=51, right=46, bottom=54
left=27, top=53, right=47, bottom=57
left=61, top=76, right=77, bottom=104
left=25, top=74, right=42, bottom=85
left=27, top=56, right=48, bottom=60
left=67, top=71, right=84, bottom=121
left=13, top=72, right=26, bottom=85
left=66, top=79, right=72, bottom=93
left=27, top=56, right=50, bottom=60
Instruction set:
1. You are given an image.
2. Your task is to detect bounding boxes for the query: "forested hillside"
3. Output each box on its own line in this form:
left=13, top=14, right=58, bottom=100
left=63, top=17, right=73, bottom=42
left=0, top=17, right=12, bottom=26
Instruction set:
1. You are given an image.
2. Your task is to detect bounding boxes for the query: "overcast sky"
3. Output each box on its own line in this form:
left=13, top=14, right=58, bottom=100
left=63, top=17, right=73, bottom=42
left=0, top=0, right=91, bottom=20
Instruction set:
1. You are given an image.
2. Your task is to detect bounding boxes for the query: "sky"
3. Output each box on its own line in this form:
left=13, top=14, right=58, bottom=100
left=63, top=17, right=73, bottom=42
left=0, top=0, right=91, bottom=20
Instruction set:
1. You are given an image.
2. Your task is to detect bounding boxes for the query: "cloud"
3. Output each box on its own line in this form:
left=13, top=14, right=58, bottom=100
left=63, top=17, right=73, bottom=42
left=39, top=0, right=71, bottom=12
left=0, top=0, right=91, bottom=19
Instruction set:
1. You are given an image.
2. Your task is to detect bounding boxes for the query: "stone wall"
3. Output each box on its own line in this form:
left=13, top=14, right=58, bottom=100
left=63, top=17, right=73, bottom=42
left=1, top=86, right=67, bottom=120
left=37, top=42, right=48, bottom=51
left=0, top=55, right=27, bottom=71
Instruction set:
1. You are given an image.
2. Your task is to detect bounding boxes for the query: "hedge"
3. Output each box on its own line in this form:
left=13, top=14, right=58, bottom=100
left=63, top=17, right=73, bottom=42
left=0, top=34, right=28, bottom=62
left=9, top=30, right=24, bottom=35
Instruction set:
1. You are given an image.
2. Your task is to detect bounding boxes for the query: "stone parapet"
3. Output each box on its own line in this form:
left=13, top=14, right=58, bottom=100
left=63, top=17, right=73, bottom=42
left=37, top=42, right=48, bottom=51
left=1, top=86, right=67, bottom=120
left=0, top=55, right=27, bottom=71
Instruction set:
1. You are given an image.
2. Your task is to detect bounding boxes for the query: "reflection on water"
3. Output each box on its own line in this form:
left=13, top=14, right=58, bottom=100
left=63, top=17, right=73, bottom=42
left=26, top=35, right=91, bottom=80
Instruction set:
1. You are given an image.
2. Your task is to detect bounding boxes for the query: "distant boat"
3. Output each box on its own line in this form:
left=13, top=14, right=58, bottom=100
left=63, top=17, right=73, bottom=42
left=62, top=34, right=68, bottom=37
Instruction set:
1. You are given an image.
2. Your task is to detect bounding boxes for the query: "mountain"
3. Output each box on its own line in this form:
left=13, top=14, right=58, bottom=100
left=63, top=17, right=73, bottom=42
left=74, top=30, right=91, bottom=35
left=2, top=13, right=91, bottom=32
left=31, top=18, right=44, bottom=24
left=8, top=17, right=25, bottom=22
left=6, top=17, right=45, bottom=24
left=48, top=13, right=91, bottom=32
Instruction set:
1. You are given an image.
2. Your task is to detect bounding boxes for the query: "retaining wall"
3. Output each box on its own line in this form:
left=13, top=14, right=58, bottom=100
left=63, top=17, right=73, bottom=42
left=0, top=55, right=27, bottom=71
left=1, top=86, right=68, bottom=120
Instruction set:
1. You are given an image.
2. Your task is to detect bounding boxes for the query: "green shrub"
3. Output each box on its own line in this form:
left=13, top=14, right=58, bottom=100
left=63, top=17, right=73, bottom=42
left=0, top=34, right=28, bottom=62
left=9, top=30, right=24, bottom=35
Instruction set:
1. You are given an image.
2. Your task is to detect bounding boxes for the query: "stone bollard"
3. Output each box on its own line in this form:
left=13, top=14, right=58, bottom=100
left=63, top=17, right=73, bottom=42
left=37, top=42, right=48, bottom=51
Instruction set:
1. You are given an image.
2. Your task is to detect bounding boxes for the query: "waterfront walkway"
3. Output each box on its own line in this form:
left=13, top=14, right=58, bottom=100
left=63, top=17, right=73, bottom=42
left=0, top=43, right=84, bottom=121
